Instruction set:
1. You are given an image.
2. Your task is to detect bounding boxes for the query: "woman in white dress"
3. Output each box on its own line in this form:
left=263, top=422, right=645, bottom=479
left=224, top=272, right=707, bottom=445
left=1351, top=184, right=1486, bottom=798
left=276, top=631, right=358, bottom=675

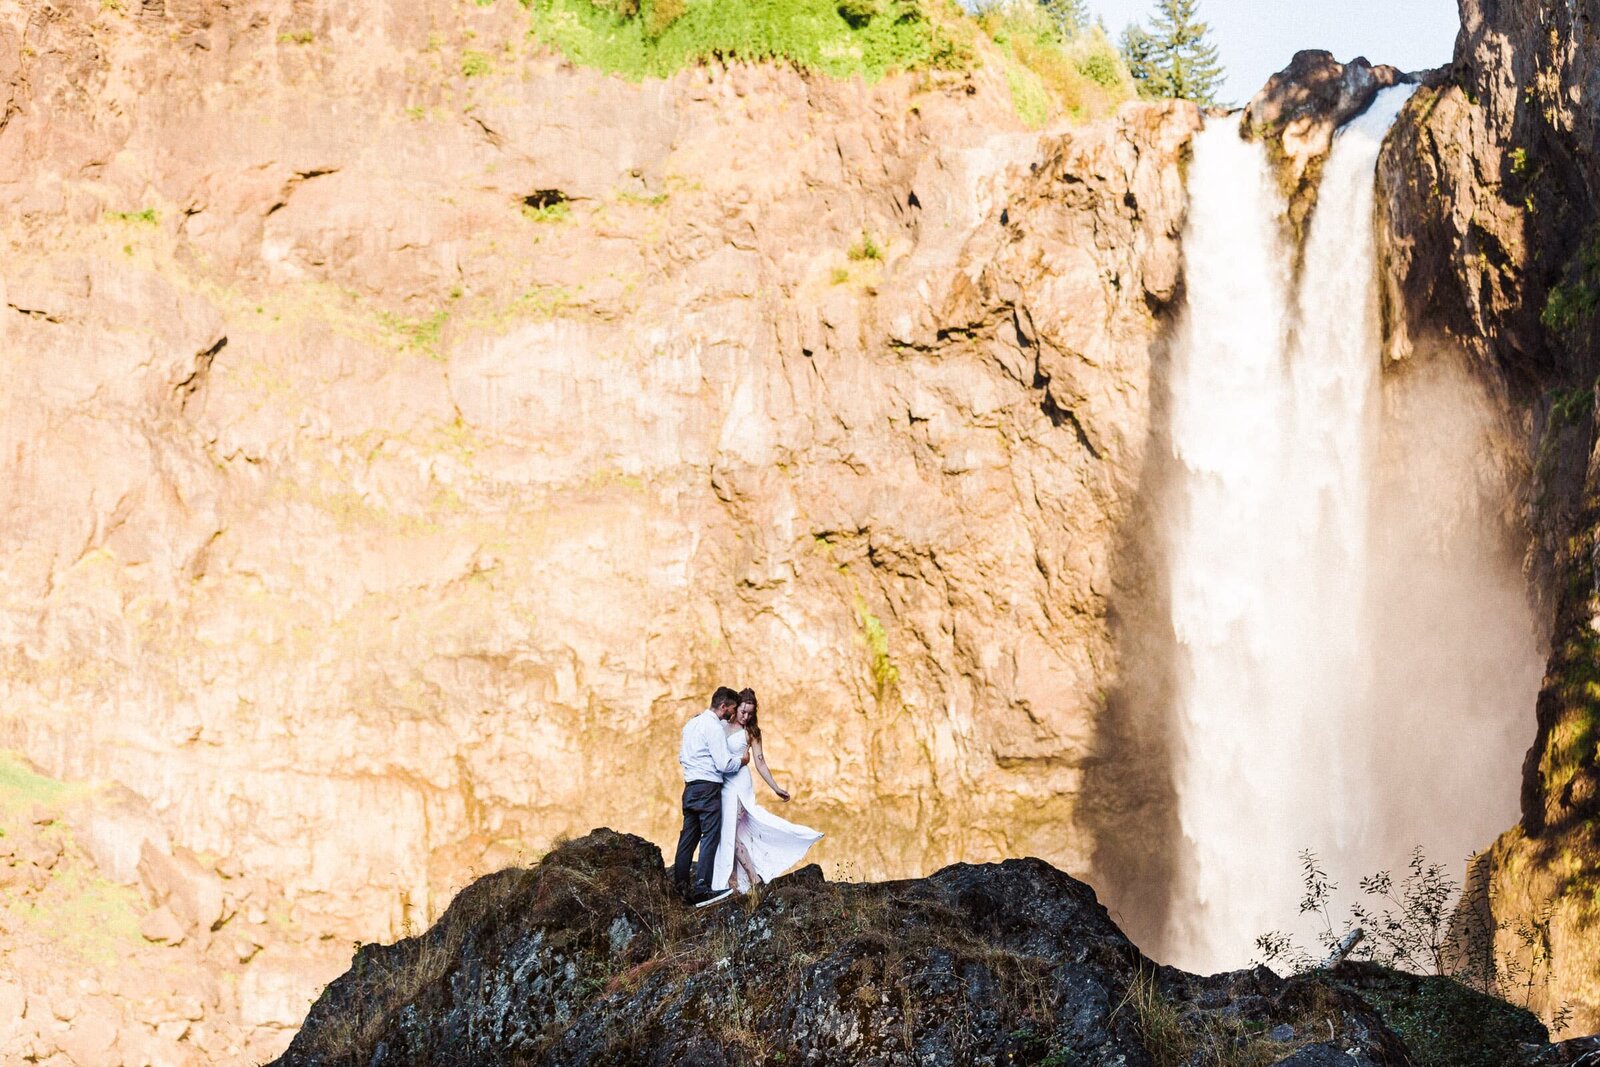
left=707, top=688, right=823, bottom=896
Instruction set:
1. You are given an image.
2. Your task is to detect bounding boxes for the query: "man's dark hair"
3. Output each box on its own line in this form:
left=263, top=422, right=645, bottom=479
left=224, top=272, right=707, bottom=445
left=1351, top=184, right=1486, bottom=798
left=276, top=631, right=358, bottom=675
left=710, top=686, right=741, bottom=711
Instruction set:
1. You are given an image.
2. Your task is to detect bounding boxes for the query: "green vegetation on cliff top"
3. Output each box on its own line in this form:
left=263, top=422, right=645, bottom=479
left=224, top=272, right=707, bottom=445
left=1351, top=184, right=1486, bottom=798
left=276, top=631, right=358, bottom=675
left=518, top=0, right=1135, bottom=122
left=1119, top=0, right=1225, bottom=106
left=520, top=0, right=962, bottom=81
left=978, top=5, right=1133, bottom=126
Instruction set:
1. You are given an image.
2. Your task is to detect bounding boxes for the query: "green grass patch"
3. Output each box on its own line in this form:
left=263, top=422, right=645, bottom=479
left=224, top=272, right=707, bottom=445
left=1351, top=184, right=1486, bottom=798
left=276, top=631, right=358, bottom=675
left=1543, top=281, right=1600, bottom=335
left=521, top=200, right=571, bottom=223
left=979, top=7, right=1133, bottom=124
left=1549, top=383, right=1595, bottom=428
left=0, top=753, right=83, bottom=822
left=1533, top=382, right=1596, bottom=502
left=278, top=28, right=314, bottom=44
left=520, top=0, right=960, bottom=82
left=846, top=230, right=882, bottom=261
left=462, top=285, right=580, bottom=331
left=6, top=864, right=144, bottom=963
left=1075, top=46, right=1120, bottom=88
left=1542, top=228, right=1600, bottom=336
left=1539, top=561, right=1600, bottom=814
left=461, top=49, right=494, bottom=76
left=578, top=467, right=648, bottom=493
left=379, top=309, right=451, bottom=358
left=1335, top=970, right=1546, bottom=1067
left=1003, top=53, right=1050, bottom=127
left=852, top=594, right=899, bottom=697
left=1113, top=967, right=1322, bottom=1067
left=105, top=208, right=158, bottom=225
left=507, top=285, right=577, bottom=318
left=0, top=756, right=138, bottom=964
left=616, top=189, right=671, bottom=206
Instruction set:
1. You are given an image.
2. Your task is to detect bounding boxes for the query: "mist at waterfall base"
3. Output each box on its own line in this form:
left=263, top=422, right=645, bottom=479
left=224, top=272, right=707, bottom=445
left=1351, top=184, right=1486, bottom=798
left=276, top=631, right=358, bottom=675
left=1155, top=86, right=1546, bottom=974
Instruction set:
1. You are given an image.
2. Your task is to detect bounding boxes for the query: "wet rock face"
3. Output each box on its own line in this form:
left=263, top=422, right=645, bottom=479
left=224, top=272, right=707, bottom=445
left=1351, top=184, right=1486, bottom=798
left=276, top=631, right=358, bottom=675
left=273, top=829, right=1422, bottom=1067
left=1377, top=0, right=1600, bottom=1035
left=1244, top=50, right=1406, bottom=167
left=1241, top=50, right=1406, bottom=233
left=1378, top=0, right=1600, bottom=384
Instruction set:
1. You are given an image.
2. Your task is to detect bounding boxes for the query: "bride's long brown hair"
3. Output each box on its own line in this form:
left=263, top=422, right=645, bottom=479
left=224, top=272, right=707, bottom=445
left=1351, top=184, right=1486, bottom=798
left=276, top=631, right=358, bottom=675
left=737, top=688, right=762, bottom=744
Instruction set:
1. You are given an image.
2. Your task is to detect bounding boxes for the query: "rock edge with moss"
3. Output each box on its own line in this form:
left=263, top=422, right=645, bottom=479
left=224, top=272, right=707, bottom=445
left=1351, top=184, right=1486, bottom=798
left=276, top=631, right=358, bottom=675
left=271, top=829, right=1600, bottom=1066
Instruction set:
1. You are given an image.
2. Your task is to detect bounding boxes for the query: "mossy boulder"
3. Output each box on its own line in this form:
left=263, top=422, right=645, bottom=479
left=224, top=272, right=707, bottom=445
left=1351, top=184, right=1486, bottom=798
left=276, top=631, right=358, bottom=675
left=271, top=829, right=1516, bottom=1066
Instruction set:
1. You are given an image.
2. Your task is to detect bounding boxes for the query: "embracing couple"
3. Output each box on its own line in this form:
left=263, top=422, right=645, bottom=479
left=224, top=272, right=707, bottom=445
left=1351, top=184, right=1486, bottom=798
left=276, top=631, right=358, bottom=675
left=672, top=686, right=823, bottom=907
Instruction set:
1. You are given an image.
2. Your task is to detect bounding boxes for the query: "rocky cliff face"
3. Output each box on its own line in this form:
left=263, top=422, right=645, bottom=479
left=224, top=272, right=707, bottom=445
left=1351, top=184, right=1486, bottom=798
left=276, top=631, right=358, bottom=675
left=0, top=0, right=1198, bottom=1058
left=1377, top=0, right=1600, bottom=1033
left=275, top=828, right=1600, bottom=1067
left=1242, top=50, right=1405, bottom=239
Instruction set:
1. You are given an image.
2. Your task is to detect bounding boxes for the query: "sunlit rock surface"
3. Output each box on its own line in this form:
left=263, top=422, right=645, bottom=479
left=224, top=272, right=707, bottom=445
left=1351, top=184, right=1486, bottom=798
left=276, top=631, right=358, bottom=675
left=0, top=0, right=1199, bottom=1054
left=15, top=0, right=1600, bottom=1050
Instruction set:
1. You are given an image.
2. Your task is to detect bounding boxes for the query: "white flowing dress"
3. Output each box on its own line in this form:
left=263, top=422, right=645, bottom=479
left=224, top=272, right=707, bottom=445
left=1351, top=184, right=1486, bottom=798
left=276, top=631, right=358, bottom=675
left=711, top=728, right=823, bottom=893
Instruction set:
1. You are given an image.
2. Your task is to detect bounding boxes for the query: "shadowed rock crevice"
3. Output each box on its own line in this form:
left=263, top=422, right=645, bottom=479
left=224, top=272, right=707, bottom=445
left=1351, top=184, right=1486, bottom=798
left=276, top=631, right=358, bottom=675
left=1085, top=314, right=1181, bottom=961
left=520, top=189, right=569, bottom=211
left=174, top=335, right=227, bottom=410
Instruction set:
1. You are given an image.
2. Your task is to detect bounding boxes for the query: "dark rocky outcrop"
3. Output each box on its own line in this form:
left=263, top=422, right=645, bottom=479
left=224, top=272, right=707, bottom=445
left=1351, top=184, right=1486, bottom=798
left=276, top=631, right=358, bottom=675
left=1242, top=50, right=1409, bottom=237
left=1244, top=51, right=1407, bottom=140
left=269, top=829, right=1597, bottom=1067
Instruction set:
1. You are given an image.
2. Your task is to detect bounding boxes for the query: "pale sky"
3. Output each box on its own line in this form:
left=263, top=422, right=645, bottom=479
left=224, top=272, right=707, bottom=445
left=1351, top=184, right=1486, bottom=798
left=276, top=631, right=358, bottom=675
left=1091, top=0, right=1461, bottom=106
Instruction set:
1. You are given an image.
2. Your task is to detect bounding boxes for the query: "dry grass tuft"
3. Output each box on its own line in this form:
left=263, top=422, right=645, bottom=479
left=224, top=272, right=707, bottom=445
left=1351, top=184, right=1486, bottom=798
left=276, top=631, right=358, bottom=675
left=1113, top=967, right=1328, bottom=1067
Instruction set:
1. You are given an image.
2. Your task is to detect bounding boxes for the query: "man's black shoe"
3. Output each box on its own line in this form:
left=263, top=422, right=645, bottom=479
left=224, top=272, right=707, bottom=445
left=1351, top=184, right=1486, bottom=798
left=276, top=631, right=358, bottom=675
left=692, top=888, right=735, bottom=909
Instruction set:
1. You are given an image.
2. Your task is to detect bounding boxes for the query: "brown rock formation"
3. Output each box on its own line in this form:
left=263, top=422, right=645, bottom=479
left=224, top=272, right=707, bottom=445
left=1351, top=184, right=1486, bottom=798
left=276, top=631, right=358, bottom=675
left=1243, top=50, right=1406, bottom=238
left=1379, top=0, right=1600, bottom=1032
left=0, top=0, right=1199, bottom=1054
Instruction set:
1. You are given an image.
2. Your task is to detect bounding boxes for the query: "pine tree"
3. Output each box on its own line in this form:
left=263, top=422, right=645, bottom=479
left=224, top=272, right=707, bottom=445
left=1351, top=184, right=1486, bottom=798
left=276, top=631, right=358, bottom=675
left=1119, top=23, right=1165, bottom=96
left=1038, top=0, right=1091, bottom=35
left=1120, top=0, right=1226, bottom=106
left=1151, top=0, right=1224, bottom=104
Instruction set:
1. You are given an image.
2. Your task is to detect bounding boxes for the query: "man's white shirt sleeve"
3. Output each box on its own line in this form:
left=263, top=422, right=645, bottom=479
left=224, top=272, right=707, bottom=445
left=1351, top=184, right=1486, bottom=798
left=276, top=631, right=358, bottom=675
left=679, top=711, right=741, bottom=783
left=705, top=715, right=741, bottom=776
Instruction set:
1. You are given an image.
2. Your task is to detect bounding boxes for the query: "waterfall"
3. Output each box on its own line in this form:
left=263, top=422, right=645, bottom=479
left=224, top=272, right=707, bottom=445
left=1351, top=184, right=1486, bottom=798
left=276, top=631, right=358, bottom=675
left=1160, top=85, right=1544, bottom=972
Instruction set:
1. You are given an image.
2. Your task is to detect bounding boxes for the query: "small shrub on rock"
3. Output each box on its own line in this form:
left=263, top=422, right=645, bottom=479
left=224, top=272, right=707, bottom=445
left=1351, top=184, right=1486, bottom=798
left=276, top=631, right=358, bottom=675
left=836, top=0, right=881, bottom=29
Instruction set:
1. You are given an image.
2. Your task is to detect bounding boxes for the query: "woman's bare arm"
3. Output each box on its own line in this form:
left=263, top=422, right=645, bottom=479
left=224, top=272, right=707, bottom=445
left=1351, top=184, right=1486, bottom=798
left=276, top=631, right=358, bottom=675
left=752, top=742, right=790, bottom=801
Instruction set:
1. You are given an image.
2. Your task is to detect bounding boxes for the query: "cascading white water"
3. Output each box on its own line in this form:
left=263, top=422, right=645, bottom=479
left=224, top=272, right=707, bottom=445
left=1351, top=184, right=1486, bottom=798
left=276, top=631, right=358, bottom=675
left=1162, top=85, right=1544, bottom=971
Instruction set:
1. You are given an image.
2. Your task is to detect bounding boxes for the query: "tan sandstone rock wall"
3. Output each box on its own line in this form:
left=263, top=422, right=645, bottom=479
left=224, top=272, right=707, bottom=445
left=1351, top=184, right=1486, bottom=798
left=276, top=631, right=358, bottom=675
left=0, top=0, right=1198, bottom=1057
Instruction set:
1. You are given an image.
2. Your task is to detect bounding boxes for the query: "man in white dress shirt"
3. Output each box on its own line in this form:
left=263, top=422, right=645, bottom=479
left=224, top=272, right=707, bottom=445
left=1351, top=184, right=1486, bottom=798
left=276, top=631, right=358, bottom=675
left=672, top=686, right=749, bottom=904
